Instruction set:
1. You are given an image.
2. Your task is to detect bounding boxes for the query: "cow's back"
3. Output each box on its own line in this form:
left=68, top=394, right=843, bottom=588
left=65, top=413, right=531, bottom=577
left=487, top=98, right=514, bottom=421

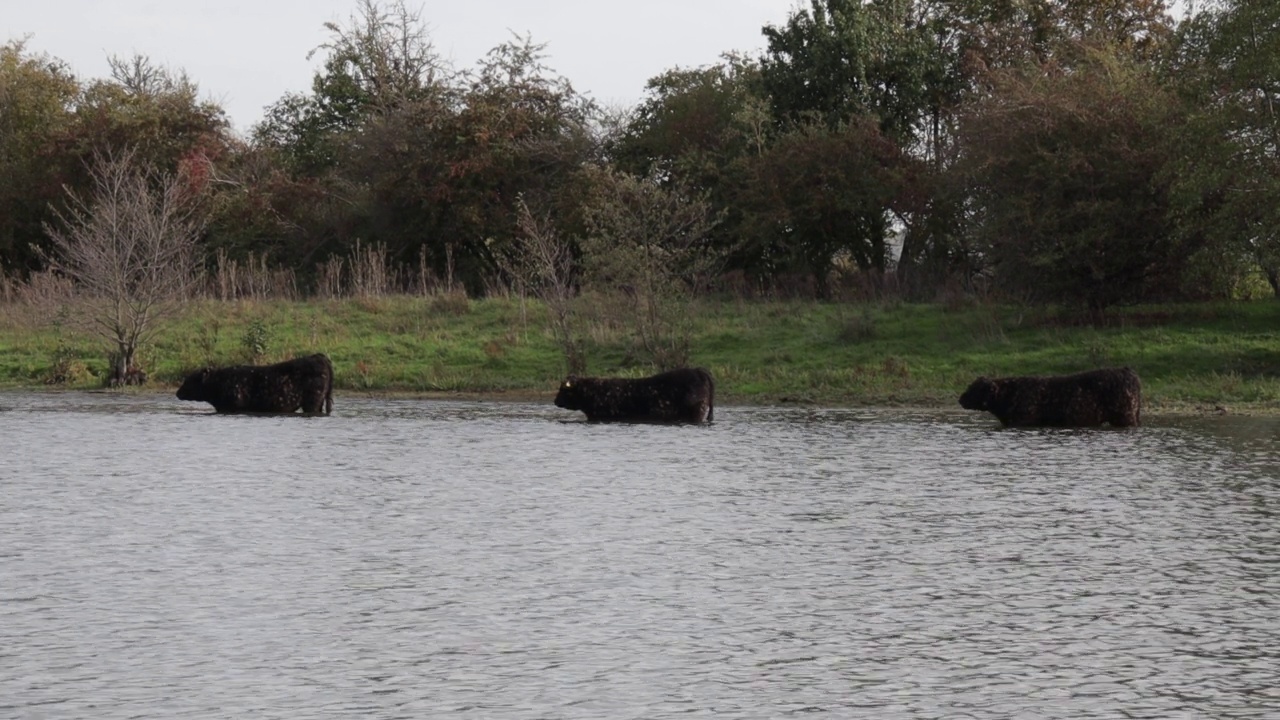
left=201, top=355, right=333, bottom=414
left=640, top=367, right=715, bottom=423
left=563, top=367, right=715, bottom=423
left=988, top=367, right=1141, bottom=427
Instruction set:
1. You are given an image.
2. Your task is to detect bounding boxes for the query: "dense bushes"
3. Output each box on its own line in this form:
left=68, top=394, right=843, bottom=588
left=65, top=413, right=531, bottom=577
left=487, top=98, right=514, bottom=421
left=2, top=0, right=1277, bottom=332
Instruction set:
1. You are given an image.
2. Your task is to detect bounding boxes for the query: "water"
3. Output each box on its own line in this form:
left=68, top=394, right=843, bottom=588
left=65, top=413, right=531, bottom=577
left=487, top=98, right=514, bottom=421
left=2, top=391, right=1278, bottom=719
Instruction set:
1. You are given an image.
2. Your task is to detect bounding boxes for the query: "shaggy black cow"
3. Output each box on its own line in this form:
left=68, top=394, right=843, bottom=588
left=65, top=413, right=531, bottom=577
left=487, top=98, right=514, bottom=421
left=177, top=353, right=334, bottom=415
left=959, top=366, right=1142, bottom=427
left=554, top=367, right=715, bottom=423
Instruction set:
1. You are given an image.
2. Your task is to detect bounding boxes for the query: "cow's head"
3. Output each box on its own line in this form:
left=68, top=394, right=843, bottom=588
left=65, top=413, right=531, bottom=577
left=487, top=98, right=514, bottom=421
left=176, top=367, right=212, bottom=402
left=959, top=376, right=997, bottom=411
left=554, top=376, right=584, bottom=410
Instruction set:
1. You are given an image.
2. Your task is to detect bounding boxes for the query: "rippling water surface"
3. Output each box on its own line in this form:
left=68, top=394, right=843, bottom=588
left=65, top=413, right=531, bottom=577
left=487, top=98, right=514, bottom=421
left=2, top=391, right=1278, bottom=719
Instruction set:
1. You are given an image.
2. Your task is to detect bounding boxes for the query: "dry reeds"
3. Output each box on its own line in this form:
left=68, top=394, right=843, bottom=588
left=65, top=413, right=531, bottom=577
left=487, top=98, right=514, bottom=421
left=209, top=249, right=298, bottom=301
left=315, top=242, right=446, bottom=299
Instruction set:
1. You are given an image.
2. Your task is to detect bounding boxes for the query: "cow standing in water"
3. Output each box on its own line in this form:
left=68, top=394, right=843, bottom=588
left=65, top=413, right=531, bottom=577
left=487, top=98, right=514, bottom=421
left=959, top=367, right=1142, bottom=427
left=554, top=367, right=715, bottom=423
left=177, top=354, right=334, bottom=415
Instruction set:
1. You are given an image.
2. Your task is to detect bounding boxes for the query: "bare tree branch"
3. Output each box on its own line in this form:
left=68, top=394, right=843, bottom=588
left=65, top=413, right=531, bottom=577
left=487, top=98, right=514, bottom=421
left=42, top=146, right=206, bottom=385
left=497, top=194, right=584, bottom=374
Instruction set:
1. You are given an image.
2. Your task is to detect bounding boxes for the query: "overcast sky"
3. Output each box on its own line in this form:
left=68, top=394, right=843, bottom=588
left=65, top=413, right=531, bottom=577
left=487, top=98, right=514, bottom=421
left=8, top=0, right=803, bottom=135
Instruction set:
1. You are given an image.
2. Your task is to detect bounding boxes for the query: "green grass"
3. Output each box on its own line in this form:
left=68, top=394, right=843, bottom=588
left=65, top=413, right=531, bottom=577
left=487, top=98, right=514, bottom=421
left=3, top=296, right=1279, bottom=412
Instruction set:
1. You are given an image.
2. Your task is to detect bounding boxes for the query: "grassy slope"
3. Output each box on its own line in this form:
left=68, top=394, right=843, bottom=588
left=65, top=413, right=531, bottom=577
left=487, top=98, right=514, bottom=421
left=2, top=296, right=1277, bottom=411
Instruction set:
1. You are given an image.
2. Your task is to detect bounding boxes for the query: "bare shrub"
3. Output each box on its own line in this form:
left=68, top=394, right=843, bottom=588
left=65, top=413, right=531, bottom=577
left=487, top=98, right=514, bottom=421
left=42, top=334, right=96, bottom=386
left=42, top=147, right=205, bottom=386
left=579, top=169, right=723, bottom=370
left=44, top=356, right=95, bottom=385
left=495, top=195, right=584, bottom=374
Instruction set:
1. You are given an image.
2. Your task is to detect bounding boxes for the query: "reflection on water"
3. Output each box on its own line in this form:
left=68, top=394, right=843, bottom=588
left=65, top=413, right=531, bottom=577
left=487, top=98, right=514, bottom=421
left=2, top=391, right=1278, bottom=719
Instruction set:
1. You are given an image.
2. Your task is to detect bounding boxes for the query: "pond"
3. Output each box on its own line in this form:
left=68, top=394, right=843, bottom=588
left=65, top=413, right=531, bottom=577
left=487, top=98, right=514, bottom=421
left=2, top=391, right=1278, bottom=719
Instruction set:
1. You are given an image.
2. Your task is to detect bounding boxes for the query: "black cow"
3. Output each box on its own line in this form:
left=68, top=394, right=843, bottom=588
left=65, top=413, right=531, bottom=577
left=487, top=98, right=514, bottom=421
left=554, top=367, right=715, bottom=423
left=959, top=366, right=1141, bottom=427
left=177, top=354, right=334, bottom=415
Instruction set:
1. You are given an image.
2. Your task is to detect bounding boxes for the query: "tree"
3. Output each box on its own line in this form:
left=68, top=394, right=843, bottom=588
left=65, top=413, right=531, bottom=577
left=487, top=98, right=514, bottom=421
left=956, top=46, right=1197, bottom=321
left=255, top=0, right=447, bottom=175
left=0, top=39, right=79, bottom=272
left=739, top=116, right=917, bottom=294
left=246, top=0, right=457, bottom=286
left=760, top=0, right=941, bottom=142
left=254, top=1, right=596, bottom=295
left=69, top=54, right=231, bottom=178
left=608, top=56, right=775, bottom=283
left=755, top=2, right=1178, bottom=294
left=1055, top=0, right=1175, bottom=56
left=756, top=2, right=943, bottom=294
left=343, top=33, right=596, bottom=294
left=312, top=0, right=444, bottom=114
left=579, top=168, right=722, bottom=370
left=916, top=0, right=1175, bottom=79
left=611, top=55, right=765, bottom=182
left=43, top=148, right=206, bottom=384
left=1168, top=0, right=1280, bottom=294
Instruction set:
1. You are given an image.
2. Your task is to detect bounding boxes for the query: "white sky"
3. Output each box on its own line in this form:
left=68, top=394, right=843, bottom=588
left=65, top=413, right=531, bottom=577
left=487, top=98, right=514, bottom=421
left=7, top=0, right=802, bottom=135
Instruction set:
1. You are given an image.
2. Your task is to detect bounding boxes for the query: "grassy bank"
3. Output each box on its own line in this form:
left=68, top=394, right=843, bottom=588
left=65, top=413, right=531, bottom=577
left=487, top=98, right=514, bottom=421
left=2, top=296, right=1278, bottom=412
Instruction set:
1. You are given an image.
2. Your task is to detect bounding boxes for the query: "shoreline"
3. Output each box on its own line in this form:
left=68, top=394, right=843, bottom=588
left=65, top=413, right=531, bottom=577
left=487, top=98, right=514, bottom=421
left=4, top=384, right=1273, bottom=418
left=3, top=298, right=1278, bottom=418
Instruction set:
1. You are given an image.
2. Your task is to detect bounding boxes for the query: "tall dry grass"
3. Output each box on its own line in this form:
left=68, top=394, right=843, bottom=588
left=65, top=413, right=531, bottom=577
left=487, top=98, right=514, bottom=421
left=208, top=250, right=299, bottom=301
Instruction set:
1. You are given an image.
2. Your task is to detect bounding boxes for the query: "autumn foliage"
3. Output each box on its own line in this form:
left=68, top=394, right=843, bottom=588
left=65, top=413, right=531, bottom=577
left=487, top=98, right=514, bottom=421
left=1, top=0, right=1276, bottom=334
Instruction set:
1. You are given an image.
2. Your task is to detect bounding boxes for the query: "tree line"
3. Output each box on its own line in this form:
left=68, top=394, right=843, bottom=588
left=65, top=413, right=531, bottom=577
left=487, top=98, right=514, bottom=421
left=2, top=0, right=1278, bottom=326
